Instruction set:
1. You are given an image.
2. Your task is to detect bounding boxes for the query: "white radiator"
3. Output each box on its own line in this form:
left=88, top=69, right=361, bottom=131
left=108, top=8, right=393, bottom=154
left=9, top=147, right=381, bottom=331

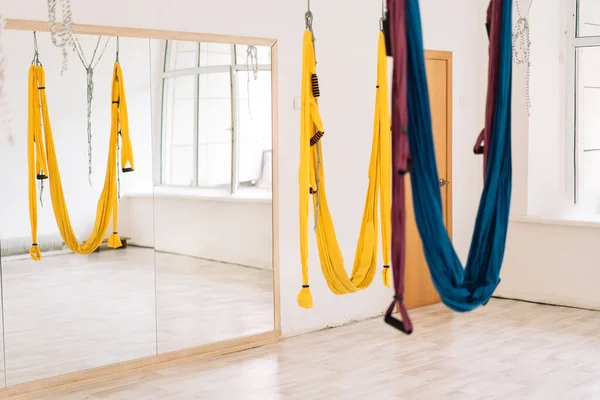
left=1, top=234, right=65, bottom=257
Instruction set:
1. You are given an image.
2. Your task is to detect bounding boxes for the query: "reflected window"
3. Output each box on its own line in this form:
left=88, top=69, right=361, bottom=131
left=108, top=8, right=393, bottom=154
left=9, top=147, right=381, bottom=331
left=576, top=47, right=600, bottom=209
left=160, top=40, right=272, bottom=195
left=571, top=2, right=600, bottom=210
left=577, top=0, right=600, bottom=37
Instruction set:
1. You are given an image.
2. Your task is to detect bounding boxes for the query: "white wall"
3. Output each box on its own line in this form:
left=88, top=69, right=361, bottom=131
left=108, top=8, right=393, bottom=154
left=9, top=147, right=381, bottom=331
left=497, top=0, right=600, bottom=311
left=283, top=1, right=488, bottom=334
left=2, top=0, right=488, bottom=336
left=498, top=218, right=600, bottom=310
left=120, top=193, right=273, bottom=269
left=0, top=30, right=152, bottom=240
left=288, top=0, right=487, bottom=334
left=526, top=0, right=563, bottom=216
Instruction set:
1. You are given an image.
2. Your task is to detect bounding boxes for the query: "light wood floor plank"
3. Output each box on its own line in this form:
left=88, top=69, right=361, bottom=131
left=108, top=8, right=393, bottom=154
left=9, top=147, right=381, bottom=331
left=0, top=247, right=274, bottom=386
left=23, top=299, right=600, bottom=399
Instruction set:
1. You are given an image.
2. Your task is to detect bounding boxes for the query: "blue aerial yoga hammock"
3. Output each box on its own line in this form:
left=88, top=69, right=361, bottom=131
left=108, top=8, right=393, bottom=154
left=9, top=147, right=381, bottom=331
left=385, top=0, right=512, bottom=331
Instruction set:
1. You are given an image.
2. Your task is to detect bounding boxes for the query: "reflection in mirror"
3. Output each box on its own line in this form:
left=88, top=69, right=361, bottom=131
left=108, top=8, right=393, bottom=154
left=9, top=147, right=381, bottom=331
left=148, top=39, right=274, bottom=352
left=0, top=30, right=156, bottom=385
left=577, top=0, right=600, bottom=38
left=0, top=258, right=4, bottom=388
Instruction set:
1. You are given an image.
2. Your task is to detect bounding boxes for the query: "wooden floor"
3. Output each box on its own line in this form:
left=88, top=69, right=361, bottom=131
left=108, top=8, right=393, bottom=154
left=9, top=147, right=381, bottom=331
left=0, top=248, right=274, bottom=386
left=154, top=251, right=274, bottom=353
left=28, top=298, right=600, bottom=399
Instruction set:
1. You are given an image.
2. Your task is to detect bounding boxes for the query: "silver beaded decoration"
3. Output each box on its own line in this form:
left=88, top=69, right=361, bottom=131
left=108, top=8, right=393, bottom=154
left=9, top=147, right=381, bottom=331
left=513, top=0, right=534, bottom=116
left=73, top=35, right=111, bottom=186
left=47, top=0, right=75, bottom=75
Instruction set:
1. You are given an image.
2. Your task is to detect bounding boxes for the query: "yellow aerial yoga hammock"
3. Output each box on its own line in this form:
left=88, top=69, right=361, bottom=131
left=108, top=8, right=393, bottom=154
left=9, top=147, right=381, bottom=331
left=27, top=61, right=134, bottom=261
left=298, top=28, right=392, bottom=308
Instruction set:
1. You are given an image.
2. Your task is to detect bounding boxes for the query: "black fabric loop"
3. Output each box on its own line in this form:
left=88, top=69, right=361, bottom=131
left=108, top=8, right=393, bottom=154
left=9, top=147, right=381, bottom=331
left=383, top=11, right=392, bottom=56
left=32, top=243, right=38, bottom=246
left=302, top=285, right=310, bottom=288
left=309, top=187, right=317, bottom=195
left=310, top=131, right=325, bottom=146
left=38, top=86, right=46, bottom=90
left=384, top=314, right=412, bottom=335
left=311, top=74, right=320, bottom=98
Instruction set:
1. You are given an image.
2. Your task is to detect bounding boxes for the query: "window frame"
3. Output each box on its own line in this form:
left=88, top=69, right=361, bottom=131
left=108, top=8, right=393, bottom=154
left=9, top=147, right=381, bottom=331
left=567, top=0, right=600, bottom=208
left=567, top=0, right=578, bottom=204
left=158, top=41, right=272, bottom=195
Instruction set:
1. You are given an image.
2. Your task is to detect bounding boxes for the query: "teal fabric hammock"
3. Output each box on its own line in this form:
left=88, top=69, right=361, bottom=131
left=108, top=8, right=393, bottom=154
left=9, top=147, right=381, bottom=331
left=385, top=0, right=512, bottom=332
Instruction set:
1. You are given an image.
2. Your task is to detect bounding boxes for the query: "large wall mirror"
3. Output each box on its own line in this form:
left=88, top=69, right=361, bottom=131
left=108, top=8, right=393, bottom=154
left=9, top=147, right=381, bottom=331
left=147, top=39, right=275, bottom=352
left=0, top=22, right=278, bottom=388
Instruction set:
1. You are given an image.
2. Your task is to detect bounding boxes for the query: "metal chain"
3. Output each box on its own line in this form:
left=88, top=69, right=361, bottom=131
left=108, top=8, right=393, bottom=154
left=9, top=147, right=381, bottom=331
left=314, top=140, right=322, bottom=232
left=0, top=13, right=13, bottom=146
left=246, top=45, right=258, bottom=119
left=73, top=35, right=111, bottom=186
left=85, top=67, right=94, bottom=186
left=513, top=0, right=534, bottom=116
left=47, top=0, right=75, bottom=75
left=305, top=0, right=317, bottom=64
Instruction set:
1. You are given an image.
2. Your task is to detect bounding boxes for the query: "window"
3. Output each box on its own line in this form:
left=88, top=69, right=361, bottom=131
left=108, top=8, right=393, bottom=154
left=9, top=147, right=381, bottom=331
left=571, top=1, right=600, bottom=212
left=160, top=40, right=272, bottom=195
left=577, top=0, right=600, bottom=37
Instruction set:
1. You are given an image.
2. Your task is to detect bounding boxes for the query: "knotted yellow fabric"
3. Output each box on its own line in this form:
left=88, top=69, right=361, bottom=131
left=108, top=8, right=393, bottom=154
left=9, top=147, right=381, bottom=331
left=27, top=62, right=134, bottom=260
left=298, top=30, right=391, bottom=308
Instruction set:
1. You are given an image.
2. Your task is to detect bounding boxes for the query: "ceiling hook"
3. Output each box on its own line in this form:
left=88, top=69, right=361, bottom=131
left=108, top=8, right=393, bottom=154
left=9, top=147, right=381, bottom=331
left=305, top=0, right=314, bottom=30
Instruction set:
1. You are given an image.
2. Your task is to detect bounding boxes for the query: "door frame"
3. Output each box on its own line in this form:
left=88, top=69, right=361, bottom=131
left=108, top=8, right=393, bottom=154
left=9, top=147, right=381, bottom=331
left=424, top=50, right=453, bottom=238
left=399, top=49, right=454, bottom=311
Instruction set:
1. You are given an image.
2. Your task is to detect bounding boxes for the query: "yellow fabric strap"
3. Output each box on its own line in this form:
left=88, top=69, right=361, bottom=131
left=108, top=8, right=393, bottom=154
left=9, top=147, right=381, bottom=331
left=116, top=62, right=134, bottom=172
left=27, top=65, right=47, bottom=261
left=298, top=30, right=391, bottom=308
left=27, top=62, right=134, bottom=259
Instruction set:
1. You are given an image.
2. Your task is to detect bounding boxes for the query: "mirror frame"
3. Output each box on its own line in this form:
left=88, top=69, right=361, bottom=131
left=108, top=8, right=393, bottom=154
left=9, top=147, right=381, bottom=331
left=1, top=18, right=281, bottom=397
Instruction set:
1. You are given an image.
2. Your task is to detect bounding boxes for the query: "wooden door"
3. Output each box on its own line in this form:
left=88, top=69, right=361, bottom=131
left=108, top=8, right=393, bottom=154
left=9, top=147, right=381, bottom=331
left=404, top=50, right=453, bottom=309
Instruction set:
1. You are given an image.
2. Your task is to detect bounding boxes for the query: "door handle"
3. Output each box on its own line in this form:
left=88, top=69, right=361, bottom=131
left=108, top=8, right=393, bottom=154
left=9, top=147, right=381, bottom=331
left=439, top=178, right=450, bottom=187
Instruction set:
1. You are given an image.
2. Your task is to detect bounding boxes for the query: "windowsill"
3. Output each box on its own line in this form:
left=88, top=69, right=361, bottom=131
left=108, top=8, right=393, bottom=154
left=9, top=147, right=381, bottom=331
left=510, top=214, right=600, bottom=229
left=123, top=186, right=272, bottom=204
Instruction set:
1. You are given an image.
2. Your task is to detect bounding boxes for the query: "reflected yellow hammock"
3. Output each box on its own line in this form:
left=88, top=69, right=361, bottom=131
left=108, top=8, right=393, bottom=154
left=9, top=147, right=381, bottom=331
left=298, top=30, right=391, bottom=308
left=27, top=62, right=134, bottom=261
